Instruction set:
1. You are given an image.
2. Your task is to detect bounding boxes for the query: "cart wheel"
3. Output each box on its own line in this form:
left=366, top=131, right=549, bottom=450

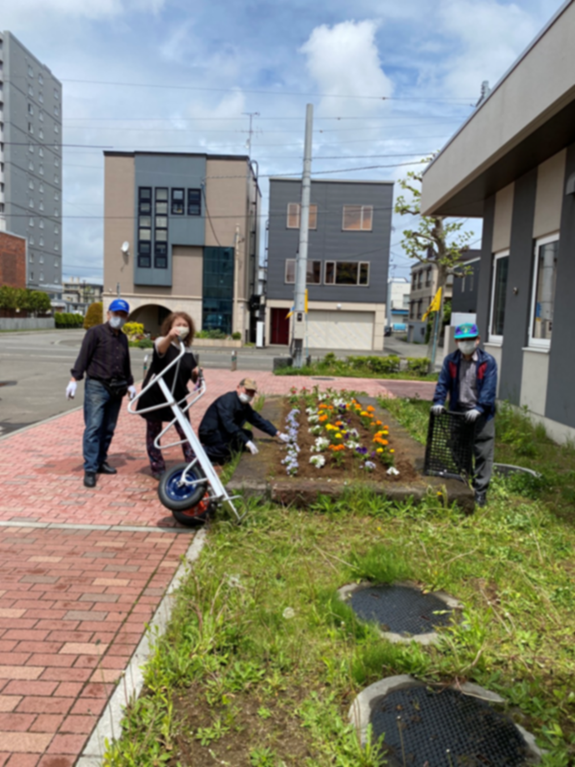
left=158, top=462, right=207, bottom=512
left=172, top=492, right=211, bottom=527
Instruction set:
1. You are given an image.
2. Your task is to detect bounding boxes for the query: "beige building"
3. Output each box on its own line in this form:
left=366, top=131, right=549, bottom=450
left=103, top=151, right=260, bottom=340
left=421, top=0, right=575, bottom=442
left=407, top=263, right=453, bottom=343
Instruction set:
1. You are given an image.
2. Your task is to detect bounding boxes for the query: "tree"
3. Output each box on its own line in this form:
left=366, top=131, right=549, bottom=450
left=28, top=290, right=52, bottom=315
left=395, top=163, right=473, bottom=368
left=84, top=301, right=103, bottom=329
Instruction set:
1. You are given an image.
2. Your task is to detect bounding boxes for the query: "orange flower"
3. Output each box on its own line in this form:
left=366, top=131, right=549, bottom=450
left=318, top=403, right=328, bottom=410
left=319, top=415, right=328, bottom=422
left=367, top=405, right=375, bottom=412
left=375, top=420, right=382, bottom=426
left=335, top=420, right=344, bottom=427
left=381, top=440, right=389, bottom=446
left=328, top=444, right=345, bottom=452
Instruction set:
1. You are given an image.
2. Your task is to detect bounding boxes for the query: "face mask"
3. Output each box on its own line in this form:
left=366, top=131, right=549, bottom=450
left=239, top=392, right=253, bottom=404
left=458, top=340, right=477, bottom=356
left=109, top=315, right=125, bottom=329
left=175, top=326, right=189, bottom=339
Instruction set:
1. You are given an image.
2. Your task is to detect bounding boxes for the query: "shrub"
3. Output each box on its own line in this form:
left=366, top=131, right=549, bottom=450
left=406, top=357, right=430, bottom=377
left=231, top=331, right=242, bottom=340
left=196, top=329, right=226, bottom=339
left=28, top=290, right=52, bottom=314
left=347, top=355, right=400, bottom=375
left=54, top=312, right=83, bottom=328
left=129, top=338, right=153, bottom=348
left=84, top=302, right=103, bottom=329
left=123, top=322, right=144, bottom=340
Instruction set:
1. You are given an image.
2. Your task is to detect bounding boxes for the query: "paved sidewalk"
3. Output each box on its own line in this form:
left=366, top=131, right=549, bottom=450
left=0, top=370, right=424, bottom=766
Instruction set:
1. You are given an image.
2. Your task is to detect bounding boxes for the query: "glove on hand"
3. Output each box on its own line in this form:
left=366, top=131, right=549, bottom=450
left=66, top=381, right=77, bottom=400
left=128, top=385, right=137, bottom=400
left=278, top=432, right=291, bottom=443
left=246, top=440, right=259, bottom=455
left=465, top=408, right=481, bottom=422
left=430, top=404, right=445, bottom=415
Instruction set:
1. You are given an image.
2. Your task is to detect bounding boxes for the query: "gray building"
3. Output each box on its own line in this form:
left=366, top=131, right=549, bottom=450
left=421, top=0, right=575, bottom=444
left=265, top=178, right=393, bottom=350
left=0, top=31, right=62, bottom=300
left=451, top=255, right=481, bottom=314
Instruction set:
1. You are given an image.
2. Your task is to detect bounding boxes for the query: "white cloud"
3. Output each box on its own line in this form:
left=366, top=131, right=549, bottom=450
left=300, top=20, right=393, bottom=118
left=438, top=0, right=540, bottom=98
left=3, top=0, right=165, bottom=21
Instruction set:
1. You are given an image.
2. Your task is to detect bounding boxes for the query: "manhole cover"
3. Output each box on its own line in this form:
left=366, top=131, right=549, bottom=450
left=348, top=584, right=452, bottom=635
left=370, top=684, right=530, bottom=766
left=0, top=381, right=17, bottom=387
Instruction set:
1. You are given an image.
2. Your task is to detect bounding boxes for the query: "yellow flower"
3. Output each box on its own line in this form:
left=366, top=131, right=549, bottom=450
left=390, top=449, right=395, bottom=453
left=335, top=433, right=342, bottom=439
left=376, top=448, right=383, bottom=454
left=360, top=411, right=368, bottom=416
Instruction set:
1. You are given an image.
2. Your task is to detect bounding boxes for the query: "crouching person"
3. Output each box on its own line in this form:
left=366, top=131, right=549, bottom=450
left=199, top=378, right=289, bottom=465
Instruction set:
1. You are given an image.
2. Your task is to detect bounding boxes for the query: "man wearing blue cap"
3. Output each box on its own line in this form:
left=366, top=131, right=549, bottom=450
left=431, top=323, right=498, bottom=507
left=67, top=299, right=137, bottom=487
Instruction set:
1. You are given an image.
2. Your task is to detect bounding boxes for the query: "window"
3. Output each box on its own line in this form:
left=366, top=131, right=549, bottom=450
left=171, top=188, right=184, bottom=215
left=489, top=251, right=509, bottom=343
left=409, top=301, right=414, bottom=320
left=29, top=217, right=34, bottom=227
left=38, top=73, right=43, bottom=85
left=30, top=236, right=35, bottom=245
left=54, top=88, right=59, bottom=100
left=137, top=187, right=153, bottom=267
left=342, top=205, right=373, bottom=231
left=54, top=175, right=58, bottom=184
left=54, top=125, right=59, bottom=134
left=39, top=93, right=43, bottom=104
left=411, top=272, right=417, bottom=289
left=29, top=143, right=34, bottom=153
left=28, top=160, right=34, bottom=171
left=28, top=180, right=34, bottom=190
left=54, top=243, right=59, bottom=251
left=39, top=164, right=44, bottom=175
left=40, top=273, right=44, bottom=282
left=155, top=188, right=169, bottom=268
left=286, top=203, right=317, bottom=229
left=54, top=225, right=59, bottom=234
left=446, top=274, right=454, bottom=286
left=324, top=261, right=370, bottom=286
left=187, top=188, right=201, bottom=216
left=28, top=103, right=34, bottom=115
left=28, top=65, right=34, bottom=78
left=38, top=111, right=44, bottom=122
left=29, top=199, right=34, bottom=208
left=39, top=128, right=44, bottom=139
left=425, top=267, right=432, bottom=287
left=529, top=235, right=558, bottom=348
left=28, top=85, right=34, bottom=97
left=417, top=299, right=423, bottom=319
left=39, top=183, right=44, bottom=193
left=39, top=201, right=44, bottom=211
left=39, top=219, right=44, bottom=229
left=54, top=192, right=59, bottom=202
left=54, top=105, right=59, bottom=117
left=284, top=259, right=322, bottom=284
left=28, top=122, right=33, bottom=134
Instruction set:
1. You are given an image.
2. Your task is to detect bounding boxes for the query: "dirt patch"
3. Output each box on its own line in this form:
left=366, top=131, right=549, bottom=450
left=271, top=397, right=419, bottom=484
left=168, top=684, right=316, bottom=767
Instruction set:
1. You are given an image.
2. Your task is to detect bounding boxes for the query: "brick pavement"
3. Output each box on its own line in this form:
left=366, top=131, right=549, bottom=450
left=0, top=369, right=421, bottom=765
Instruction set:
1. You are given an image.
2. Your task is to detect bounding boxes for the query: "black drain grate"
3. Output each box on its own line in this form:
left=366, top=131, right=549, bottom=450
left=348, top=584, right=452, bottom=635
left=424, top=411, right=476, bottom=481
left=371, top=685, right=529, bottom=766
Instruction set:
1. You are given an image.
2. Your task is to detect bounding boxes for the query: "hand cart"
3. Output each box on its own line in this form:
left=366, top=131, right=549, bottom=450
left=128, top=342, right=244, bottom=526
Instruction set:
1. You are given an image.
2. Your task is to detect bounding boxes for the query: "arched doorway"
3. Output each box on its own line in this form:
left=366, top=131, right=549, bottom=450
left=128, top=304, right=171, bottom=337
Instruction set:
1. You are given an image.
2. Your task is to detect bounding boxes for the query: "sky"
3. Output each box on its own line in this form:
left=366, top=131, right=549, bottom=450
left=2, top=0, right=567, bottom=284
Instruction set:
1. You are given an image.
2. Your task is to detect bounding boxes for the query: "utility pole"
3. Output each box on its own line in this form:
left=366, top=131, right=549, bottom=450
left=243, top=112, right=260, bottom=157
left=292, top=103, right=313, bottom=369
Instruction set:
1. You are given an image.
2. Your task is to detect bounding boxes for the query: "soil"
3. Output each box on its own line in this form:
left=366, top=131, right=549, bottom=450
left=271, top=398, right=419, bottom=484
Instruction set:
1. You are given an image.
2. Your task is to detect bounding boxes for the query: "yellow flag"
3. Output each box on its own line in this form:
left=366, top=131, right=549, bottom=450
left=304, top=289, right=308, bottom=314
left=422, top=287, right=442, bottom=322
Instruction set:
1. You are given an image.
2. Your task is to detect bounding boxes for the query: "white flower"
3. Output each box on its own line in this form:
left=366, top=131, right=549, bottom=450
left=363, top=461, right=377, bottom=471
left=346, top=441, right=360, bottom=450
left=283, top=607, right=295, bottom=619
left=308, top=415, right=319, bottom=424
left=305, top=407, right=318, bottom=416
left=310, top=455, right=326, bottom=468
left=308, top=426, right=322, bottom=435
left=387, top=466, right=400, bottom=476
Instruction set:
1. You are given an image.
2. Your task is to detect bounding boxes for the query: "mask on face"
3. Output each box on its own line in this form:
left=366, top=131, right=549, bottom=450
left=458, top=339, right=477, bottom=356
left=238, top=392, right=253, bottom=405
left=109, top=315, right=125, bottom=330
left=175, top=326, right=189, bottom=339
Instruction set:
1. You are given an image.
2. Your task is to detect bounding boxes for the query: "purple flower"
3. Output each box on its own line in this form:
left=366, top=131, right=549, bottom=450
left=356, top=446, right=368, bottom=455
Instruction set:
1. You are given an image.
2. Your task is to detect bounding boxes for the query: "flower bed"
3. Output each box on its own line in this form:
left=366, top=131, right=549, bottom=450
left=276, top=387, right=418, bottom=482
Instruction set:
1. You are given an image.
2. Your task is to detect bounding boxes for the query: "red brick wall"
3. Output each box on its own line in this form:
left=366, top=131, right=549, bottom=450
left=0, top=232, right=26, bottom=289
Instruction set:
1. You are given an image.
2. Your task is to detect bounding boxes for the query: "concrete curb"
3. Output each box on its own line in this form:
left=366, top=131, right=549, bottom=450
left=0, top=520, right=192, bottom=534
left=76, top=527, right=208, bottom=765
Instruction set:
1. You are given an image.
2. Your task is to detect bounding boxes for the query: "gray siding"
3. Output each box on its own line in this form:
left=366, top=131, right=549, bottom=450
left=476, top=195, right=496, bottom=339
left=2, top=32, right=62, bottom=293
left=133, top=154, right=206, bottom=287
left=498, top=169, right=537, bottom=404
left=451, top=259, right=480, bottom=314
left=545, top=142, right=575, bottom=427
left=266, top=179, right=392, bottom=303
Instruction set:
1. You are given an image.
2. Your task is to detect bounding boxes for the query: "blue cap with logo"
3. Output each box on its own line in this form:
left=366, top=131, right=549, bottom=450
left=454, top=322, right=479, bottom=340
left=109, top=298, right=130, bottom=314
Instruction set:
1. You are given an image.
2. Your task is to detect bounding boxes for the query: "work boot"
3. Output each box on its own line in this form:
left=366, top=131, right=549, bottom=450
left=84, top=472, right=97, bottom=488
left=474, top=490, right=487, bottom=508
left=98, top=462, right=117, bottom=475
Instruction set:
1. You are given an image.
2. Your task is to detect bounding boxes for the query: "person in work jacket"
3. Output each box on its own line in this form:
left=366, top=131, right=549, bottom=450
left=199, top=377, right=290, bottom=465
left=431, top=323, right=498, bottom=507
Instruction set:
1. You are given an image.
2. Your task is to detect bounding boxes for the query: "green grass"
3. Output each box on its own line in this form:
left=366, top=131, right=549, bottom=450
left=274, top=353, right=438, bottom=382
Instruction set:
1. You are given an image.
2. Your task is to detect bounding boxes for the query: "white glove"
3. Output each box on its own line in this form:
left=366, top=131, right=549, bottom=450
left=465, top=408, right=481, bottom=422
left=246, top=440, right=259, bottom=455
left=66, top=381, right=77, bottom=400
left=278, top=432, right=291, bottom=443
left=431, top=404, right=445, bottom=415
left=128, top=385, right=137, bottom=400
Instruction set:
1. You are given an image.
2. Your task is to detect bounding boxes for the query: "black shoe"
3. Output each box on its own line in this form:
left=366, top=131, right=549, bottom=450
left=98, top=462, right=117, bottom=475
left=474, top=490, right=487, bottom=508
left=84, top=472, right=97, bottom=488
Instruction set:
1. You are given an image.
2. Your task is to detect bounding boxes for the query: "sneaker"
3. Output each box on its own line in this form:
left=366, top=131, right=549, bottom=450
left=84, top=472, right=97, bottom=488
left=97, top=462, right=117, bottom=475
left=474, top=490, right=487, bottom=508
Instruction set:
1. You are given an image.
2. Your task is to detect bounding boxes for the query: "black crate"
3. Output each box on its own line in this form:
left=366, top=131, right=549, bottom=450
left=423, top=411, right=476, bottom=481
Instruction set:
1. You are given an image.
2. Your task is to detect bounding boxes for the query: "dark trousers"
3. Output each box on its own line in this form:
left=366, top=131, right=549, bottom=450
left=473, top=417, right=495, bottom=493
left=200, top=428, right=253, bottom=465
left=146, top=418, right=194, bottom=473
left=83, top=378, right=123, bottom=473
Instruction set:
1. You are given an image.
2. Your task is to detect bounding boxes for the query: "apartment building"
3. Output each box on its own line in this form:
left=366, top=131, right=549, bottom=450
left=421, top=0, right=575, bottom=442
left=265, top=178, right=393, bottom=350
left=103, top=151, right=260, bottom=339
left=0, top=32, right=62, bottom=300
left=407, top=262, right=453, bottom=342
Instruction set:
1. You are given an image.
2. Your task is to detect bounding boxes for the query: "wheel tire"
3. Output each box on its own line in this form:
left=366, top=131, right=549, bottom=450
left=172, top=492, right=211, bottom=527
left=158, top=462, right=207, bottom=512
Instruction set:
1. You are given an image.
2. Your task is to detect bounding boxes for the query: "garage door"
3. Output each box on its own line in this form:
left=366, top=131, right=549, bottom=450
left=306, top=310, right=374, bottom=350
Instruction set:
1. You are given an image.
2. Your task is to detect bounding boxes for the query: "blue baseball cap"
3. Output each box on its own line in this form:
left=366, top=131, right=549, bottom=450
left=109, top=298, right=130, bottom=314
left=454, top=322, right=479, bottom=340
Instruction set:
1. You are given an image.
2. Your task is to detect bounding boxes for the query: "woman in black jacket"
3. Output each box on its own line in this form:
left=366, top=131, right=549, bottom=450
left=137, top=311, right=199, bottom=479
